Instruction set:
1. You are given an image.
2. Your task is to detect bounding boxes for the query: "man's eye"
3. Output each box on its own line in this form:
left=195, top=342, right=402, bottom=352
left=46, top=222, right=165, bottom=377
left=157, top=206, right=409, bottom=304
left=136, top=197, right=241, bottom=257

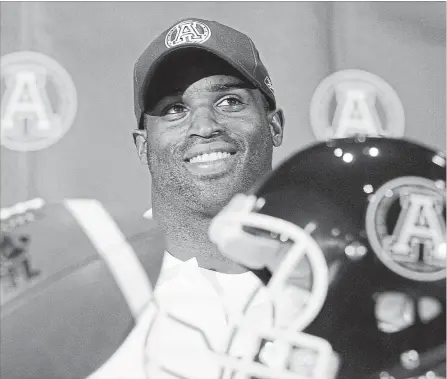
left=217, top=97, right=243, bottom=107
left=163, top=104, right=187, bottom=115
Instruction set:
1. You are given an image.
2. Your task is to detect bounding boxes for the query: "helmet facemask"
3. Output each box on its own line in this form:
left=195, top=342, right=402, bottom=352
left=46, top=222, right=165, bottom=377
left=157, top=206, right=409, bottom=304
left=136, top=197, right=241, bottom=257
left=210, top=193, right=340, bottom=379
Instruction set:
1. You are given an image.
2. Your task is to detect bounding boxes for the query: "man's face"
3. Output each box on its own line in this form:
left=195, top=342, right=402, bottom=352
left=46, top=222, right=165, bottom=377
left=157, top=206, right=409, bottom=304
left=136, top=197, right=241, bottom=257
left=139, top=52, right=283, bottom=215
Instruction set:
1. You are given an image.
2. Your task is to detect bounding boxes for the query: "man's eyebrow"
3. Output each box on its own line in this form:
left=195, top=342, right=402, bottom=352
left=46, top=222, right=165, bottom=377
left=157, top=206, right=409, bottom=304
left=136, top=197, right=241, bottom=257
left=166, top=83, right=253, bottom=96
left=206, top=82, right=254, bottom=92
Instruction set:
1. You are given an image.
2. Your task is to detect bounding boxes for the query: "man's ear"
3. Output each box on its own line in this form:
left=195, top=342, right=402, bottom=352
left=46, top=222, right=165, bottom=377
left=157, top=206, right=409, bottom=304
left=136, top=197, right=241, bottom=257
left=268, top=108, right=285, bottom=147
left=132, top=129, right=148, bottom=165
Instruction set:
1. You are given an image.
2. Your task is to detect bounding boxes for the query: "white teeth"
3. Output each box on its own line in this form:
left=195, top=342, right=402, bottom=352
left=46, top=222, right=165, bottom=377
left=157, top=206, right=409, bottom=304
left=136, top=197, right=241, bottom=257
left=189, top=151, right=232, bottom=163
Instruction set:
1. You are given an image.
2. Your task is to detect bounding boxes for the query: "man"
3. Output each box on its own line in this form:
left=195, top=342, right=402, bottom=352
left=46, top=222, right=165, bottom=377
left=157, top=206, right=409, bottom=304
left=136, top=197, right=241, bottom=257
left=133, top=18, right=284, bottom=273
left=131, top=18, right=285, bottom=378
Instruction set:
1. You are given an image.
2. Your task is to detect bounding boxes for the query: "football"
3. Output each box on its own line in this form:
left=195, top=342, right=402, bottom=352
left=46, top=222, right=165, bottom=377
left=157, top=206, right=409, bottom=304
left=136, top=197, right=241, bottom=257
left=1, top=198, right=165, bottom=379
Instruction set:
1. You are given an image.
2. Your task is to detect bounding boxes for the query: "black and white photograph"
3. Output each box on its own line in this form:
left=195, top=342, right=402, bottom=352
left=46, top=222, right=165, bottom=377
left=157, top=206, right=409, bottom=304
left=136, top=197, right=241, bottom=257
left=1, top=2, right=446, bottom=379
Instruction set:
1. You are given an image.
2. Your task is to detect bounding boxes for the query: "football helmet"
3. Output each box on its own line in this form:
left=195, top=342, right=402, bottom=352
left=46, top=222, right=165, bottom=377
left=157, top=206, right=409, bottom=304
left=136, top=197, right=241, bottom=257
left=209, top=136, right=446, bottom=379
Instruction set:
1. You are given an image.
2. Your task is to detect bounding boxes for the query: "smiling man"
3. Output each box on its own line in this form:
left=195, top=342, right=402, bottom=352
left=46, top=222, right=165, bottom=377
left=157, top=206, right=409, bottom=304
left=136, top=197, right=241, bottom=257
left=131, top=18, right=285, bottom=377
left=133, top=18, right=284, bottom=274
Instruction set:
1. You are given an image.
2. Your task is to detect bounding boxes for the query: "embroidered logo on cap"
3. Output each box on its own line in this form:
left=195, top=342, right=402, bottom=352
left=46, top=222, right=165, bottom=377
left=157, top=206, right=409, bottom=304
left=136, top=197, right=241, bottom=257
left=165, top=20, right=211, bottom=48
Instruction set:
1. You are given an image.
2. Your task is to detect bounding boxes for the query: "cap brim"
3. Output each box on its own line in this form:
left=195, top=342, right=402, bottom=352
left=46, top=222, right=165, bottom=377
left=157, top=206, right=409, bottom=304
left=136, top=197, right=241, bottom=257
left=138, top=44, right=273, bottom=115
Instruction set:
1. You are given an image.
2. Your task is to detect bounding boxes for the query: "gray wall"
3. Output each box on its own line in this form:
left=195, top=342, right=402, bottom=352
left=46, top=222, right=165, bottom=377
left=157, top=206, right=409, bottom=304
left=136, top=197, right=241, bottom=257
left=1, top=2, right=445, bottom=209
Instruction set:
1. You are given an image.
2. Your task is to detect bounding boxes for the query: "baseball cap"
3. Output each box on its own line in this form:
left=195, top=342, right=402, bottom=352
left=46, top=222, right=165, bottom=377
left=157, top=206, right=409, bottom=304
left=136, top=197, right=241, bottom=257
left=133, top=18, right=276, bottom=127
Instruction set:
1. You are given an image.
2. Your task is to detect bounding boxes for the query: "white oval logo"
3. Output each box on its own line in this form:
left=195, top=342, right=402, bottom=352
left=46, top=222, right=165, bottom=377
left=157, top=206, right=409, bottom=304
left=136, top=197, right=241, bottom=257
left=310, top=69, right=405, bottom=141
left=366, top=176, right=446, bottom=282
left=165, top=20, right=211, bottom=48
left=0, top=51, right=78, bottom=152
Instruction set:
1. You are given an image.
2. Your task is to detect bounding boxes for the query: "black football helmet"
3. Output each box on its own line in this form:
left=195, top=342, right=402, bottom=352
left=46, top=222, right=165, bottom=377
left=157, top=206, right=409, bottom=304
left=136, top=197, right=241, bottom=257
left=209, top=136, right=446, bottom=379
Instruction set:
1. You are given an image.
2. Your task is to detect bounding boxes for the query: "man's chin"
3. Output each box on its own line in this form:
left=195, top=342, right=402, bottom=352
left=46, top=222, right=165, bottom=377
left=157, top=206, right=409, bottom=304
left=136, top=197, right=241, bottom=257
left=196, top=193, right=236, bottom=217
left=188, top=181, right=244, bottom=216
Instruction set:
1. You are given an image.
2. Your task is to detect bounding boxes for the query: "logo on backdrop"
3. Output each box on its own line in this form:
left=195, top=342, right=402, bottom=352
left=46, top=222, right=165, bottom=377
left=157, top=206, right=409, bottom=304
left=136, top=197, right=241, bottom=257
left=0, top=51, right=78, bottom=151
left=165, top=20, right=211, bottom=48
left=310, top=69, right=405, bottom=141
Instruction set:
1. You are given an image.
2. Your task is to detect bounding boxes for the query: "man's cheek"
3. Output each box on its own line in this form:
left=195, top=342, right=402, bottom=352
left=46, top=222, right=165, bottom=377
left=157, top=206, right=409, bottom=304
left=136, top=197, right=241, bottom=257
left=146, top=143, right=167, bottom=172
left=148, top=149, right=169, bottom=170
left=245, top=128, right=271, bottom=153
left=147, top=146, right=184, bottom=181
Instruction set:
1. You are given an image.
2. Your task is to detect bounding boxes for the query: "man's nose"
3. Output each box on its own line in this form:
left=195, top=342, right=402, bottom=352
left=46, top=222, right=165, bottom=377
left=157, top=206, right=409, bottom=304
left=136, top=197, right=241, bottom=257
left=187, top=106, right=222, bottom=138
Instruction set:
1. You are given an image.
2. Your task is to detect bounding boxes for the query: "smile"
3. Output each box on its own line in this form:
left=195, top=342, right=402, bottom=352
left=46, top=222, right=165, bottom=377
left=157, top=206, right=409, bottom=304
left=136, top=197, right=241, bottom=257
left=187, top=151, right=235, bottom=163
left=184, top=151, right=238, bottom=177
left=183, top=141, right=239, bottom=177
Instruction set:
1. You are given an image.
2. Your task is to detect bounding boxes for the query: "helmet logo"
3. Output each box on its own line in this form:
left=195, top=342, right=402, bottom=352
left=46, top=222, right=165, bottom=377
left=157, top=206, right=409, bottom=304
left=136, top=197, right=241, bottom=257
left=310, top=69, right=405, bottom=141
left=165, top=20, right=211, bottom=48
left=366, top=177, right=446, bottom=281
left=1, top=51, right=78, bottom=151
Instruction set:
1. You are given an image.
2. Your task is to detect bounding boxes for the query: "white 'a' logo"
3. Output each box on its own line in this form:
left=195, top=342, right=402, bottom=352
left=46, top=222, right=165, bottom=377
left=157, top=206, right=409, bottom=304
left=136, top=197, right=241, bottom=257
left=0, top=51, right=77, bottom=152
left=310, top=70, right=405, bottom=141
left=332, top=82, right=382, bottom=138
left=2, top=69, right=56, bottom=132
left=385, top=191, right=446, bottom=269
left=165, top=20, right=211, bottom=48
left=366, top=176, right=446, bottom=282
